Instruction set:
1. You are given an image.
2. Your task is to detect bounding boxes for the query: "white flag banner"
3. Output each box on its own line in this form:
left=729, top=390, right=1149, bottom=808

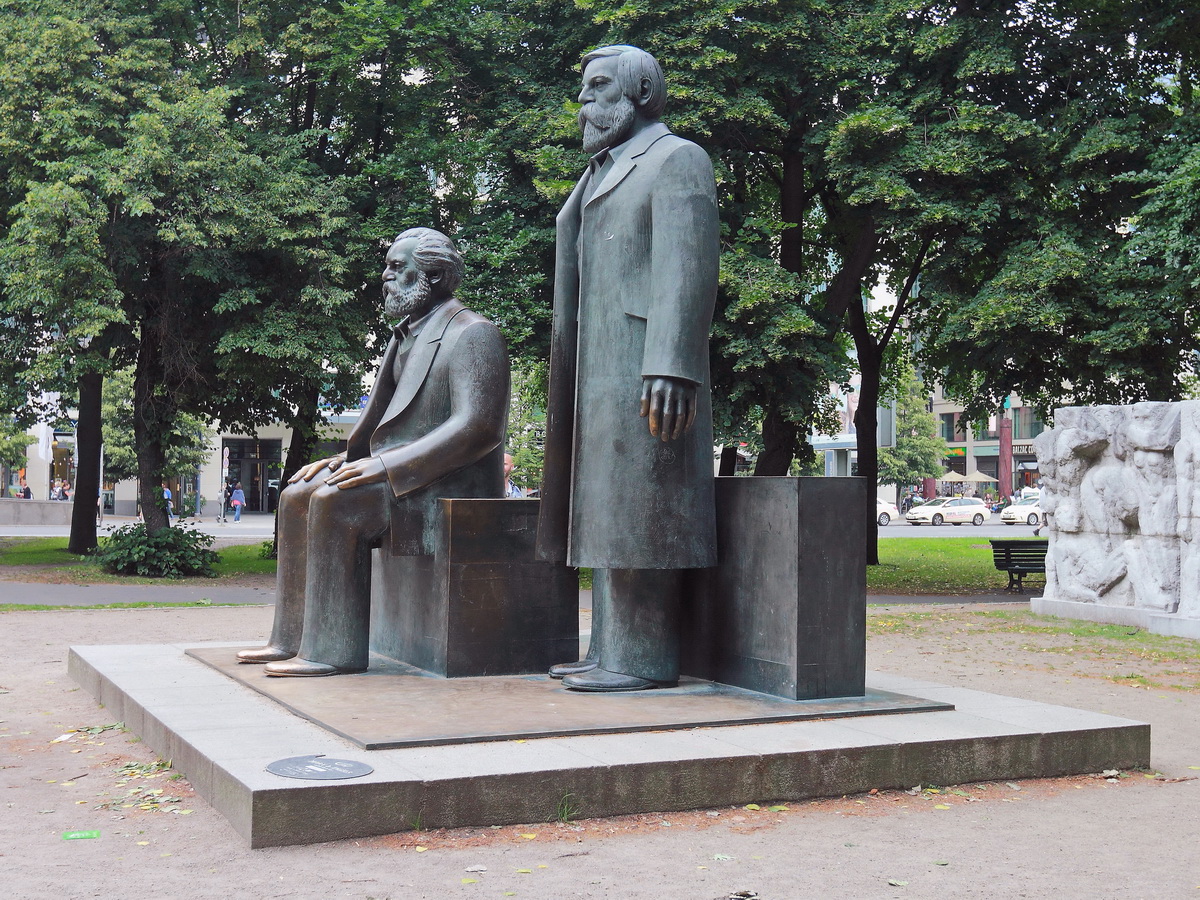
left=37, top=422, right=53, bottom=461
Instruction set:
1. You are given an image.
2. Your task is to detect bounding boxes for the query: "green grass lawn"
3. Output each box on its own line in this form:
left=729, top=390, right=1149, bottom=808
left=1, top=535, right=1027, bottom=595
left=0, top=536, right=275, bottom=582
left=867, top=537, right=1027, bottom=595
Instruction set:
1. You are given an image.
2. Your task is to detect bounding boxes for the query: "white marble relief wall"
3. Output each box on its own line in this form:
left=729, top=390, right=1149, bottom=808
left=1033, top=401, right=1200, bottom=638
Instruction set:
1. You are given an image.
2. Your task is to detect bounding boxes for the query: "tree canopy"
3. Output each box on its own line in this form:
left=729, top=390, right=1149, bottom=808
left=2, top=0, right=1198, bottom=549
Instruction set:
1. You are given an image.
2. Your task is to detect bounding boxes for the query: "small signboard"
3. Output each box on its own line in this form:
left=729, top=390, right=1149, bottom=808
left=265, top=754, right=374, bottom=780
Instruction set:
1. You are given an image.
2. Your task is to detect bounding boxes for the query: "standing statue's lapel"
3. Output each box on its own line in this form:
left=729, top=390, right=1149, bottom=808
left=583, top=122, right=672, bottom=208
left=378, top=299, right=465, bottom=428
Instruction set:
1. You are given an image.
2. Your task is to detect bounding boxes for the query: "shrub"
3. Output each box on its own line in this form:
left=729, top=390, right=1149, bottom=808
left=94, top=523, right=219, bottom=578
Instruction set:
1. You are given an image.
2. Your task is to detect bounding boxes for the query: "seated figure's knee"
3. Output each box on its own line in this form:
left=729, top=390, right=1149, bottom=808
left=279, top=477, right=321, bottom=515
left=308, top=482, right=378, bottom=530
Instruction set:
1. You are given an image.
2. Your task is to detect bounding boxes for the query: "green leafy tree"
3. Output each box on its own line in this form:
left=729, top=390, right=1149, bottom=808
left=909, top=3, right=1194, bottom=420
left=0, top=1, right=371, bottom=545
left=100, top=370, right=211, bottom=484
left=0, top=420, right=34, bottom=494
left=506, top=362, right=548, bottom=494
left=877, top=370, right=946, bottom=490
left=580, top=0, right=1190, bottom=563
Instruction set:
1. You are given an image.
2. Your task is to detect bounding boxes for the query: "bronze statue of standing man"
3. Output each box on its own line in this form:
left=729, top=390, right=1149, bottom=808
left=537, top=45, right=719, bottom=691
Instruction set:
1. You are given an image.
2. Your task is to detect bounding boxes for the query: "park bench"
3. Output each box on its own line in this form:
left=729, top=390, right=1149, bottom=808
left=989, top=538, right=1049, bottom=593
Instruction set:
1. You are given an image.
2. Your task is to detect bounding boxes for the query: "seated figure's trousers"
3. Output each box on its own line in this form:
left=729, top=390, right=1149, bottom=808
left=267, top=477, right=391, bottom=670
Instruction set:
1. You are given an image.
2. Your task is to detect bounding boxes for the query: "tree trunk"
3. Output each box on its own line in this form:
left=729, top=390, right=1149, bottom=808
left=68, top=371, right=103, bottom=555
left=282, top=386, right=323, bottom=484
left=134, top=333, right=170, bottom=534
left=779, top=151, right=805, bottom=276
left=267, top=385, right=324, bottom=558
left=853, top=345, right=882, bottom=566
left=754, top=405, right=799, bottom=475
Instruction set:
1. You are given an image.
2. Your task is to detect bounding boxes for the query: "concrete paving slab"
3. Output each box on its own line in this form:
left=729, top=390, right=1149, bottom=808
left=68, top=640, right=1151, bottom=848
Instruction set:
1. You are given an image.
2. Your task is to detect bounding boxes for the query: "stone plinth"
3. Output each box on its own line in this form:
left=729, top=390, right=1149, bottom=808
left=369, top=498, right=578, bottom=677
left=681, top=476, right=867, bottom=700
left=0, top=497, right=72, bottom=527
left=69, top=641, right=1150, bottom=848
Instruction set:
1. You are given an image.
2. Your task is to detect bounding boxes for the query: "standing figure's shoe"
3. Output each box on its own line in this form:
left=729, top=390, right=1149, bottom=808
left=562, top=668, right=670, bottom=692
left=548, top=658, right=598, bottom=679
left=237, top=646, right=295, bottom=664
left=263, top=658, right=366, bottom=677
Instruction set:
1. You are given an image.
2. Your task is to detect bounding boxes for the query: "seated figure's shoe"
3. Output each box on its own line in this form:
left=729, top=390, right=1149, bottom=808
left=549, top=658, right=598, bottom=679
left=562, top=668, right=670, bottom=692
left=237, top=646, right=295, bottom=664
left=263, top=658, right=366, bottom=677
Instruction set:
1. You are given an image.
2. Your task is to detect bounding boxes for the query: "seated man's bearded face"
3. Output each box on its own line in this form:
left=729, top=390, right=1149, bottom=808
left=383, top=236, right=436, bottom=320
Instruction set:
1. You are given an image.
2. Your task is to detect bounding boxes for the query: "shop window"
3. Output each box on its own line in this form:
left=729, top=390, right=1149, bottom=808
left=1013, top=408, right=1045, bottom=440
left=940, top=413, right=966, bottom=442
left=972, top=417, right=999, bottom=441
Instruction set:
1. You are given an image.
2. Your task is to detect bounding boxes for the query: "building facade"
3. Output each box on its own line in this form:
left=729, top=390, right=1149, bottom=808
left=930, top=384, right=1044, bottom=496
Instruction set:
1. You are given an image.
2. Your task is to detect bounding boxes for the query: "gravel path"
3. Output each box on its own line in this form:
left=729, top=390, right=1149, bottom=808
left=1, top=600, right=1197, bottom=899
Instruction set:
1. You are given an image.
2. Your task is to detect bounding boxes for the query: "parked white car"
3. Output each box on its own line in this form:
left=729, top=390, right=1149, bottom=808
left=1001, top=498, right=1043, bottom=526
left=876, top=498, right=900, bottom=526
left=905, top=497, right=991, bottom=526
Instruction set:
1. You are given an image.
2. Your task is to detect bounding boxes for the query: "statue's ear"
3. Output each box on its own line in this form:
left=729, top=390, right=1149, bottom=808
left=635, top=76, right=654, bottom=109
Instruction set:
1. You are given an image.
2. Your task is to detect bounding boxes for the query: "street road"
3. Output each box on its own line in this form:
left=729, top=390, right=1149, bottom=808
left=879, top=519, right=1042, bottom=539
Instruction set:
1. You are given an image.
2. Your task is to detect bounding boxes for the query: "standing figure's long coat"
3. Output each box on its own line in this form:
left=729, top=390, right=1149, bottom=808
left=536, top=122, right=719, bottom=570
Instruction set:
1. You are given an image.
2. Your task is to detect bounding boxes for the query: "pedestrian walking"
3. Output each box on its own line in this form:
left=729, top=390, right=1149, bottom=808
left=230, top=482, right=246, bottom=522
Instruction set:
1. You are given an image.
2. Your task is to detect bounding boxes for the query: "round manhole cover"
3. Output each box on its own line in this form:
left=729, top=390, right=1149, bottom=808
left=265, top=754, right=374, bottom=780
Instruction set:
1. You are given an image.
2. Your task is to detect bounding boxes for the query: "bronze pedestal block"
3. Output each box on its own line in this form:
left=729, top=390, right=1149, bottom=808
left=681, top=476, right=868, bottom=700
left=369, top=498, right=578, bottom=677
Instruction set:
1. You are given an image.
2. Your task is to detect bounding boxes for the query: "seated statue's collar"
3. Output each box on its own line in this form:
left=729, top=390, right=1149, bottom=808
left=391, top=301, right=447, bottom=341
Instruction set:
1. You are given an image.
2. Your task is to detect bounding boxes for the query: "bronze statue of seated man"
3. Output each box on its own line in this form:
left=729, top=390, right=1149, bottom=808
left=237, top=227, right=509, bottom=676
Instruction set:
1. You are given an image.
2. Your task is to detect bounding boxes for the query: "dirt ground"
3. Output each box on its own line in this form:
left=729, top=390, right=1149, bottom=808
left=2, top=601, right=1198, bottom=900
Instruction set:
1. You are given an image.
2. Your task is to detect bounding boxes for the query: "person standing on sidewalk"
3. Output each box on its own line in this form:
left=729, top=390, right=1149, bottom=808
left=230, top=482, right=246, bottom=522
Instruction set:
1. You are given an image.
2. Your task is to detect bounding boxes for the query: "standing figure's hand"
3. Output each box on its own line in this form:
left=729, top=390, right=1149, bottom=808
left=640, top=376, right=697, bottom=442
left=289, top=454, right=346, bottom=484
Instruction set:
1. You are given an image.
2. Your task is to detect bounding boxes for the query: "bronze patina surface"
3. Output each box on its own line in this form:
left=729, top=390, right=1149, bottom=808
left=188, top=646, right=951, bottom=750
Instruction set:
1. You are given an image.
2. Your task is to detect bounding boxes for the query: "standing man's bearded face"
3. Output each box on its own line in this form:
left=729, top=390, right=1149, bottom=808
left=382, top=236, right=436, bottom=321
left=578, top=56, right=638, bottom=154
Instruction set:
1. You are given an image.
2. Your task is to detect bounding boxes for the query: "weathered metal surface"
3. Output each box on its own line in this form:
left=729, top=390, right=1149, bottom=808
left=681, top=476, right=868, bottom=700
left=189, top=646, right=944, bottom=750
left=369, top=498, right=578, bottom=677
left=265, top=755, right=374, bottom=780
